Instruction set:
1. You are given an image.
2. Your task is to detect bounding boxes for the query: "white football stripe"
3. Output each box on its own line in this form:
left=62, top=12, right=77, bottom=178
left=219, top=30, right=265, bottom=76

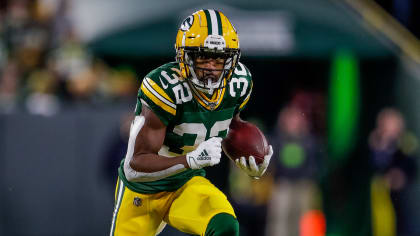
left=208, top=10, right=219, bottom=35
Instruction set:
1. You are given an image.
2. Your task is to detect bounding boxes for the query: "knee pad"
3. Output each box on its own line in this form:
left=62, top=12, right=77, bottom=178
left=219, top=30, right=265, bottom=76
left=205, top=213, right=239, bottom=236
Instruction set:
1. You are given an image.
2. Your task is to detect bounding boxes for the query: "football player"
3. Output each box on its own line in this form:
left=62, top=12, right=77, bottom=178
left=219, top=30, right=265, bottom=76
left=110, top=9, right=273, bottom=236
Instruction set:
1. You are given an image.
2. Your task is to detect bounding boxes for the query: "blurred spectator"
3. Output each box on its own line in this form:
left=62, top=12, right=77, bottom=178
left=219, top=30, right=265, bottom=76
left=0, top=33, right=6, bottom=68
left=265, top=105, right=323, bottom=236
left=48, top=31, right=91, bottom=82
left=0, top=60, right=20, bottom=113
left=51, top=0, right=74, bottom=48
left=103, top=65, right=139, bottom=102
left=0, top=0, right=140, bottom=114
left=24, top=65, right=60, bottom=116
left=290, top=90, right=326, bottom=136
left=5, top=0, right=51, bottom=74
left=369, top=108, right=418, bottom=236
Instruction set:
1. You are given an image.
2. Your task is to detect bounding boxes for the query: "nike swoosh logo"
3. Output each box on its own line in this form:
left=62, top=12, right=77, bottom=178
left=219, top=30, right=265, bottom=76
left=159, top=77, right=169, bottom=89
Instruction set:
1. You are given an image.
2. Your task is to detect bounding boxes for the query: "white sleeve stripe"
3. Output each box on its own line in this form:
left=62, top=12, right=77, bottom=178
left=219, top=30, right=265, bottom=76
left=143, top=78, right=176, bottom=109
left=123, top=115, right=186, bottom=182
left=127, top=164, right=186, bottom=182
left=124, top=116, right=145, bottom=170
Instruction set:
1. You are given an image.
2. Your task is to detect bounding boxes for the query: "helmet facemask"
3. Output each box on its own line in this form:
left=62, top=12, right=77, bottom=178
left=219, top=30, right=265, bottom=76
left=183, top=48, right=239, bottom=95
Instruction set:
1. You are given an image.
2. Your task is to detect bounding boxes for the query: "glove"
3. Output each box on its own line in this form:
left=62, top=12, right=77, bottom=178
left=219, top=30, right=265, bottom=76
left=235, top=145, right=273, bottom=179
left=186, top=137, right=222, bottom=169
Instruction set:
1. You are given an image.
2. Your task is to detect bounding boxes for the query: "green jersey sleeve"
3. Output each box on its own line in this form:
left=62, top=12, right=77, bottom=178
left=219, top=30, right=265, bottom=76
left=135, top=66, right=177, bottom=126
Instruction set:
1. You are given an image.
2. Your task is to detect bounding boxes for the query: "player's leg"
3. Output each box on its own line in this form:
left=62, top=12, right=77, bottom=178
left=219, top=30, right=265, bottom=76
left=110, top=179, right=170, bottom=236
left=204, top=212, right=239, bottom=236
left=164, top=176, right=239, bottom=236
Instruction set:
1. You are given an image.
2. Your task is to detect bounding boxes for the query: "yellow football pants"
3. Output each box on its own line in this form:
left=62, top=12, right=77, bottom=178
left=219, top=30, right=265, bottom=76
left=110, top=176, right=236, bottom=236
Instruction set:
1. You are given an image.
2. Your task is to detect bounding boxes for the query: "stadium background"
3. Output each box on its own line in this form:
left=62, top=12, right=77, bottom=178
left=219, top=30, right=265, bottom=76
left=0, top=0, right=419, bottom=235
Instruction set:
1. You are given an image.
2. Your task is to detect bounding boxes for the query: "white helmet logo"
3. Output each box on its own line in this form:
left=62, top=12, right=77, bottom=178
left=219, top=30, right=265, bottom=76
left=180, top=16, right=194, bottom=31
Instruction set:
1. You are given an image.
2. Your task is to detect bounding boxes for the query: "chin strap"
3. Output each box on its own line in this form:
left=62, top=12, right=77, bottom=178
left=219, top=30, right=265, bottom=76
left=187, top=79, right=225, bottom=111
left=206, top=79, right=215, bottom=95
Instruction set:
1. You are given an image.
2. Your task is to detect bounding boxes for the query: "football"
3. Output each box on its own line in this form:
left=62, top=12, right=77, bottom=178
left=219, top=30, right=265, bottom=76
left=222, top=119, right=269, bottom=165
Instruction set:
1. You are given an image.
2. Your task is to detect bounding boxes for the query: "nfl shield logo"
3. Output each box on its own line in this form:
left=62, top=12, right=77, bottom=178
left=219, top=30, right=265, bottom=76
left=133, top=197, right=142, bottom=207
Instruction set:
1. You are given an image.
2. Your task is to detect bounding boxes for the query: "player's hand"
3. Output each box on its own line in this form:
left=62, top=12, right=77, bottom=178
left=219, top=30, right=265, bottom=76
left=186, top=137, right=222, bottom=169
left=235, top=145, right=273, bottom=179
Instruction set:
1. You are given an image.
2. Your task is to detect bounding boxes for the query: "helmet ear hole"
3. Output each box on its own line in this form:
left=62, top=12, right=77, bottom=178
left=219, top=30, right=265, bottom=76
left=176, top=49, right=190, bottom=79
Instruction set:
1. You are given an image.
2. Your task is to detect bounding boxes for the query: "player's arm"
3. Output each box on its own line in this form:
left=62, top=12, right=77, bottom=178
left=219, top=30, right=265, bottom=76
left=128, top=106, right=187, bottom=172
left=124, top=105, right=222, bottom=182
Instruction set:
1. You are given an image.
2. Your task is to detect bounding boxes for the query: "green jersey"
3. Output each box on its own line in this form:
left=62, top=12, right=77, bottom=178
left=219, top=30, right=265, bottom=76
left=118, top=61, right=253, bottom=194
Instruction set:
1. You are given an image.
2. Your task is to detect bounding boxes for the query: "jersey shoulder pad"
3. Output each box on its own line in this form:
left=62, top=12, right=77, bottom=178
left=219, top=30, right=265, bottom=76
left=146, top=62, right=184, bottom=89
left=232, top=62, right=252, bottom=81
left=146, top=62, right=193, bottom=104
left=229, top=62, right=253, bottom=97
left=138, top=62, right=182, bottom=125
left=230, top=62, right=253, bottom=113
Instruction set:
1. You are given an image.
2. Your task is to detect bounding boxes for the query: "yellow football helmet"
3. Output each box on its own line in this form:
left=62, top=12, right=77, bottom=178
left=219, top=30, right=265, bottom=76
left=175, top=9, right=240, bottom=96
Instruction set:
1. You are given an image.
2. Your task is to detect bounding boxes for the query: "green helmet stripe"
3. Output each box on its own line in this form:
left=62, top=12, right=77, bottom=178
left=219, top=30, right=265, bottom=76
left=204, top=10, right=213, bottom=35
left=215, top=10, right=223, bottom=36
left=204, top=9, right=223, bottom=36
